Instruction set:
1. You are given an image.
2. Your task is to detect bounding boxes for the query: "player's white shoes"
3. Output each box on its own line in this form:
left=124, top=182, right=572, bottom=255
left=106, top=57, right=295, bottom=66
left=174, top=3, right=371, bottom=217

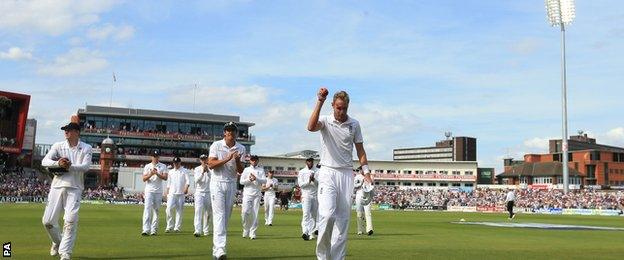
left=60, top=253, right=71, bottom=260
left=242, top=230, right=249, bottom=238
left=50, top=243, right=59, bottom=256
left=357, top=232, right=363, bottom=235
left=250, top=235, right=256, bottom=240
left=309, top=234, right=315, bottom=240
left=368, top=230, right=374, bottom=236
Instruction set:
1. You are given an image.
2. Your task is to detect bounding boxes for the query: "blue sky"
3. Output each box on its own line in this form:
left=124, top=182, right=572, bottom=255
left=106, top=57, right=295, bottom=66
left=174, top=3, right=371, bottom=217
left=1, top=0, right=623, bottom=172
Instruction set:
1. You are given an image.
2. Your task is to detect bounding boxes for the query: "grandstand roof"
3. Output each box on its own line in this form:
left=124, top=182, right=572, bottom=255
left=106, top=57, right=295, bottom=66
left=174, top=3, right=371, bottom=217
left=499, top=162, right=583, bottom=177
left=78, top=105, right=254, bottom=126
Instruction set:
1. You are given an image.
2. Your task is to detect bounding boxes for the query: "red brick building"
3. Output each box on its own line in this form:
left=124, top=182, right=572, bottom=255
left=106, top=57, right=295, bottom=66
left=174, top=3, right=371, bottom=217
left=498, top=134, right=624, bottom=187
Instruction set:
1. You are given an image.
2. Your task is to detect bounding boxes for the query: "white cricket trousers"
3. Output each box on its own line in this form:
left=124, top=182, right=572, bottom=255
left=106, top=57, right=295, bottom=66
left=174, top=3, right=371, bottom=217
left=211, top=181, right=237, bottom=258
left=264, top=194, right=275, bottom=225
left=42, top=187, right=81, bottom=255
left=166, top=194, right=185, bottom=231
left=241, top=194, right=261, bottom=237
left=301, top=195, right=318, bottom=235
left=142, top=192, right=162, bottom=234
left=316, top=166, right=354, bottom=260
left=355, top=193, right=373, bottom=234
left=194, top=192, right=212, bottom=235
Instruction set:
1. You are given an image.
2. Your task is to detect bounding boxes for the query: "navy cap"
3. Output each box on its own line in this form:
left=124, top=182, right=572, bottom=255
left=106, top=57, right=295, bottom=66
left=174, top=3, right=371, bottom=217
left=173, top=157, right=182, bottom=163
left=150, top=150, right=160, bottom=157
left=61, top=122, right=80, bottom=131
left=199, top=154, right=208, bottom=160
left=223, top=122, right=238, bottom=132
left=250, top=155, right=259, bottom=161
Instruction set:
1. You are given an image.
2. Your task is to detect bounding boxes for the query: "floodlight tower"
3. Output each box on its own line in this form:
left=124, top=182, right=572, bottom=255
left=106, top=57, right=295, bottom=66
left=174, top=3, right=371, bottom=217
left=545, top=0, right=575, bottom=194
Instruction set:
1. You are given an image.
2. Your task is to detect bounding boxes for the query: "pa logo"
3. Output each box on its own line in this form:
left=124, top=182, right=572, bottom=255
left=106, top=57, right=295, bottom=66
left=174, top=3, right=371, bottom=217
left=2, top=242, right=11, bottom=257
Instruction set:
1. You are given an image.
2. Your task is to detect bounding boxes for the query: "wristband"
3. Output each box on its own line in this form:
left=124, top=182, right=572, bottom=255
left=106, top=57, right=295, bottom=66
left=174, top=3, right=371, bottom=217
left=361, top=165, right=371, bottom=174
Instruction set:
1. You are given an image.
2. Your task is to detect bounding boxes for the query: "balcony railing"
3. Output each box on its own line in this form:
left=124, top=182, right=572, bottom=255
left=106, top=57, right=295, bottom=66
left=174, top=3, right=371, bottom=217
left=82, top=128, right=255, bottom=143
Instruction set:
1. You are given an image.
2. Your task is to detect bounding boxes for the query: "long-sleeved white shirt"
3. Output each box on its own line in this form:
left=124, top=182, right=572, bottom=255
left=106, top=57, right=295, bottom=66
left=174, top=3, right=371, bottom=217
left=298, top=167, right=318, bottom=198
left=41, top=140, right=92, bottom=190
left=264, top=177, right=278, bottom=197
left=194, top=165, right=211, bottom=194
left=167, top=167, right=190, bottom=195
left=240, top=165, right=266, bottom=197
left=143, top=162, right=168, bottom=193
left=505, top=191, right=516, bottom=202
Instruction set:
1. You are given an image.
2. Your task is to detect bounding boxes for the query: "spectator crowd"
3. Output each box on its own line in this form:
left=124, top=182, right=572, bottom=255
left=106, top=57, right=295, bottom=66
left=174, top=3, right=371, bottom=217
left=2, top=168, right=623, bottom=210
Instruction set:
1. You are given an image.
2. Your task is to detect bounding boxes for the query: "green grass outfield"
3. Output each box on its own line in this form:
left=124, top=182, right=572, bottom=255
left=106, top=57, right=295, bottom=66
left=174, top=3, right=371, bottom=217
left=1, top=203, right=624, bottom=259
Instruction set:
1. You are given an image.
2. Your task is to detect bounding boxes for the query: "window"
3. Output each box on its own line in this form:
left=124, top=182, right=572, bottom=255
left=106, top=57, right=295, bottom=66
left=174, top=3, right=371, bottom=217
left=387, top=170, right=396, bottom=174
left=464, top=183, right=474, bottom=187
left=415, top=170, right=423, bottom=175
left=375, top=169, right=383, bottom=174
left=403, top=170, right=412, bottom=174
left=263, top=166, right=273, bottom=171
left=275, top=167, right=284, bottom=171
left=287, top=167, right=296, bottom=171
left=452, top=183, right=461, bottom=187
left=590, top=151, right=601, bottom=161
left=439, top=171, right=448, bottom=175
left=403, top=182, right=412, bottom=186
left=464, top=171, right=474, bottom=176
left=439, top=183, right=448, bottom=187
left=387, top=182, right=396, bottom=186
left=414, top=183, right=423, bottom=186
left=427, top=183, right=436, bottom=187
left=452, top=171, right=461, bottom=175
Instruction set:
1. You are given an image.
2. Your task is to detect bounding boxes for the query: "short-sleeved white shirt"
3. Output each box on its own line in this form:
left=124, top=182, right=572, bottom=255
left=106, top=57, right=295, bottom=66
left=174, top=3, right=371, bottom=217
left=167, top=167, right=190, bottom=195
left=208, top=139, right=246, bottom=182
left=143, top=162, right=168, bottom=193
left=318, top=115, right=363, bottom=169
left=194, top=165, right=211, bottom=193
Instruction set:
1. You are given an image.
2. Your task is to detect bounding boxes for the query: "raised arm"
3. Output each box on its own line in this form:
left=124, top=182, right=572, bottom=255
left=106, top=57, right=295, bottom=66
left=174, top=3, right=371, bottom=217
left=307, top=87, right=328, bottom=132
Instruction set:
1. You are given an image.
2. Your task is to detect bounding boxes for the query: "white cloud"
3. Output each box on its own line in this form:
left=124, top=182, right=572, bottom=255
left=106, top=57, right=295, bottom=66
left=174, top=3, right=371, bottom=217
left=87, top=24, right=135, bottom=41
left=0, top=0, right=118, bottom=36
left=602, top=127, right=624, bottom=146
left=522, top=137, right=552, bottom=152
left=509, top=38, right=541, bottom=55
left=37, top=48, right=108, bottom=76
left=0, top=47, right=33, bottom=61
left=169, top=85, right=270, bottom=108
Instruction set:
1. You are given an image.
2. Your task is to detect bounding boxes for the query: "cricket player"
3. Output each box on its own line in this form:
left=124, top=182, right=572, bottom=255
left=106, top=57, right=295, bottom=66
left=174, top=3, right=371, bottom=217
left=208, top=122, right=246, bottom=259
left=240, top=155, right=266, bottom=239
left=307, top=88, right=372, bottom=260
left=298, top=157, right=319, bottom=240
left=193, top=154, right=212, bottom=237
left=141, top=150, right=168, bottom=236
left=41, top=122, right=92, bottom=260
left=354, top=170, right=374, bottom=235
left=505, top=189, right=516, bottom=219
left=263, top=170, right=278, bottom=226
left=165, top=157, right=189, bottom=232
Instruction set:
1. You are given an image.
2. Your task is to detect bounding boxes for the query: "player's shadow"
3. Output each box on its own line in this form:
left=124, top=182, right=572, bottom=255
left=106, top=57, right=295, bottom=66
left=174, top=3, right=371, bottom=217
left=77, top=253, right=213, bottom=259
left=230, top=255, right=317, bottom=259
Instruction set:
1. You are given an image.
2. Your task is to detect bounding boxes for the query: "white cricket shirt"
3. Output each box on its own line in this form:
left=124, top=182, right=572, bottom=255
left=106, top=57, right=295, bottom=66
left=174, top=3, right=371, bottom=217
left=318, top=115, right=363, bottom=169
left=194, top=165, right=211, bottom=193
left=167, top=167, right=190, bottom=195
left=41, top=140, right=93, bottom=190
left=209, top=139, right=246, bottom=182
left=143, top=162, right=168, bottom=193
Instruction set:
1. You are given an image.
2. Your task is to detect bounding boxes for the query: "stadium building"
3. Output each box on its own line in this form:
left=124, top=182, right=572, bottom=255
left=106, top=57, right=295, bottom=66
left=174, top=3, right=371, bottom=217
left=259, top=153, right=478, bottom=190
left=393, top=135, right=476, bottom=162
left=498, top=133, right=624, bottom=188
left=75, top=105, right=255, bottom=188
